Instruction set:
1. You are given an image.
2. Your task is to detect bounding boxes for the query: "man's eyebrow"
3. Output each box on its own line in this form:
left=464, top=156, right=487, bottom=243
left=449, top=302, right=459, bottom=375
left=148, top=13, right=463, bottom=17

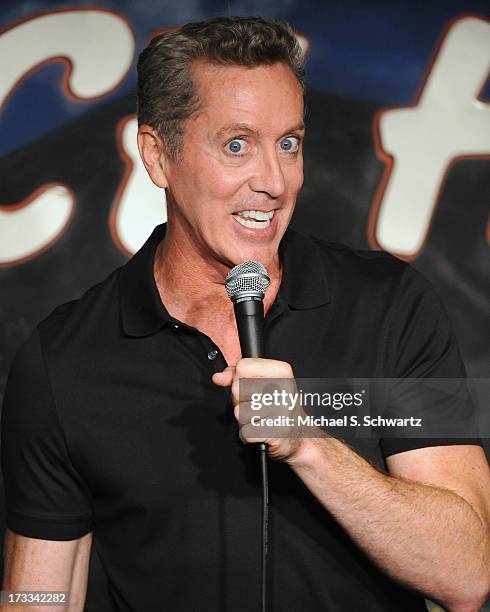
left=286, top=123, right=306, bottom=133
left=216, top=122, right=306, bottom=139
left=216, top=123, right=259, bottom=138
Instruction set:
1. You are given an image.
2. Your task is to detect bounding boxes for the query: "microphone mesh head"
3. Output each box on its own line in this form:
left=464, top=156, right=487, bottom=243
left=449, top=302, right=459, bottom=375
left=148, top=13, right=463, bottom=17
left=225, top=260, right=270, bottom=302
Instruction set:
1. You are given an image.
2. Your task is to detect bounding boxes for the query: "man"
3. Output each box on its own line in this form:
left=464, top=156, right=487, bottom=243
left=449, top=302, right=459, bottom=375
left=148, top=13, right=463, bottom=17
left=1, top=16, right=489, bottom=612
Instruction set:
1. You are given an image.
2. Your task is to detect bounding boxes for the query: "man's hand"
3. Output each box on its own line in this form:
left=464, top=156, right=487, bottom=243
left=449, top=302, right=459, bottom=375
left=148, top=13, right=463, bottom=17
left=215, top=360, right=490, bottom=610
left=212, top=357, right=308, bottom=462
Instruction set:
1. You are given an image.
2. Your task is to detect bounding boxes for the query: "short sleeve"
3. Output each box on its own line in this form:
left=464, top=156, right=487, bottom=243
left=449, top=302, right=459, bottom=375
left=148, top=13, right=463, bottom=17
left=1, top=329, right=93, bottom=540
left=380, top=265, right=483, bottom=458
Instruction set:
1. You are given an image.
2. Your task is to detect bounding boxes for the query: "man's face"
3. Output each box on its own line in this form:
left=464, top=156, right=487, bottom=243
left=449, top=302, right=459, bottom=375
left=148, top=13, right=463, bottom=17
left=162, top=60, right=305, bottom=270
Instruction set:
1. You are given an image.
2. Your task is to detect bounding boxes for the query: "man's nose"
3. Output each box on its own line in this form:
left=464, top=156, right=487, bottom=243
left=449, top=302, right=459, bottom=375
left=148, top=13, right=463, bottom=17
left=249, top=148, right=286, bottom=198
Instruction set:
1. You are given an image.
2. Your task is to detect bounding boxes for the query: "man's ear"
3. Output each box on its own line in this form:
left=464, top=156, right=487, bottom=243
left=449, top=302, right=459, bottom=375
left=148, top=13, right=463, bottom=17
left=137, top=124, right=169, bottom=189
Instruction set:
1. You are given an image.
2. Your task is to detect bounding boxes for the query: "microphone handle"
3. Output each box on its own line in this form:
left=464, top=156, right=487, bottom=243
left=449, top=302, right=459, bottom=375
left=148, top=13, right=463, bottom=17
left=234, top=297, right=267, bottom=451
left=234, top=298, right=265, bottom=358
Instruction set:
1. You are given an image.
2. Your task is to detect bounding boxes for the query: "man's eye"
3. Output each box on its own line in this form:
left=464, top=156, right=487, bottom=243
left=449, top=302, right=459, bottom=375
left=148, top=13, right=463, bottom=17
left=279, top=136, right=299, bottom=152
left=226, top=139, right=247, bottom=154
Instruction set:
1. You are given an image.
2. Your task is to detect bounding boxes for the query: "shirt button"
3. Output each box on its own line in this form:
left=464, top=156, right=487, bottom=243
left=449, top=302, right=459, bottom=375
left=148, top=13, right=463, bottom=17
left=207, top=349, right=219, bottom=360
left=171, top=323, right=180, bottom=332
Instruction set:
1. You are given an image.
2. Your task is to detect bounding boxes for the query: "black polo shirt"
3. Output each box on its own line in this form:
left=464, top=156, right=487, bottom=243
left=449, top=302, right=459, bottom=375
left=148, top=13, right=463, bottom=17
left=1, top=223, right=480, bottom=611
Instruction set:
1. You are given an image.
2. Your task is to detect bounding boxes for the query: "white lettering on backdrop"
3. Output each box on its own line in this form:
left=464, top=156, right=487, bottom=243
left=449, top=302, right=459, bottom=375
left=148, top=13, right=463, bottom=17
left=371, top=16, right=490, bottom=258
left=0, top=9, right=134, bottom=265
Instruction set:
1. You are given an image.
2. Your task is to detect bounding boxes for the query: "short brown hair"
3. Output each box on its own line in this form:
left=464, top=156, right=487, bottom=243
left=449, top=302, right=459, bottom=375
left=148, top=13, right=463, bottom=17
left=137, top=16, right=305, bottom=159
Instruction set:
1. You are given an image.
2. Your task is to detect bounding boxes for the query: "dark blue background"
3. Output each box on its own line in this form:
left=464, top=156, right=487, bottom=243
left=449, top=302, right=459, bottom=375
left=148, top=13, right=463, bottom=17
left=1, top=0, right=489, bottom=156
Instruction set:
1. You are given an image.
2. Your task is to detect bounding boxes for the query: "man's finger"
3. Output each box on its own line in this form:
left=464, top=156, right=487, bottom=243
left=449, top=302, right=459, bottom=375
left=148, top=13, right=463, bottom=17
left=239, top=422, right=267, bottom=445
left=236, top=357, right=294, bottom=379
left=212, top=366, right=235, bottom=387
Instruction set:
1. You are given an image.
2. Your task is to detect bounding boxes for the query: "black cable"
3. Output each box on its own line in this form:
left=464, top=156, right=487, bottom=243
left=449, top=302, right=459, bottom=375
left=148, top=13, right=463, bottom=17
left=259, top=443, right=269, bottom=612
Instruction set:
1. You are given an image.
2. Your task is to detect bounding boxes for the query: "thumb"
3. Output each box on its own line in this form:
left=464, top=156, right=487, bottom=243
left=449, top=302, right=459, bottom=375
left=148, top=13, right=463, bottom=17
left=212, top=366, right=235, bottom=387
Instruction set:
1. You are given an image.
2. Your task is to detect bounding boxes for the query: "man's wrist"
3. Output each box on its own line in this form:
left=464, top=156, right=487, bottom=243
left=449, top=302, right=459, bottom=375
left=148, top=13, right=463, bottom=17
left=285, top=435, right=340, bottom=470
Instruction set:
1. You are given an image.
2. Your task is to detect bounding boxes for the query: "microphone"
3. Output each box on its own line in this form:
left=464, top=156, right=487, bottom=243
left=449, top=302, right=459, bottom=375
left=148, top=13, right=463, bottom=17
left=225, top=260, right=270, bottom=451
left=225, top=260, right=271, bottom=612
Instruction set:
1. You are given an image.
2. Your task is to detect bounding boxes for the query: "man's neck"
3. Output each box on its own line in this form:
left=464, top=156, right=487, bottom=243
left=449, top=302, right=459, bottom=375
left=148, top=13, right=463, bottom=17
left=152, top=223, right=282, bottom=330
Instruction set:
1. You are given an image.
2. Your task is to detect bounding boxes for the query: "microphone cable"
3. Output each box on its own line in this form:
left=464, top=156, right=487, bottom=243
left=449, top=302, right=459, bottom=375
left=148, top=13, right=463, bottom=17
left=259, top=443, right=269, bottom=612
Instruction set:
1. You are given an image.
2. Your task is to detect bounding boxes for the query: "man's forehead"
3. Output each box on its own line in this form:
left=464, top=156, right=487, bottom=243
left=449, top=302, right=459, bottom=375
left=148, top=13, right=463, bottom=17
left=190, top=60, right=304, bottom=132
left=191, top=60, right=303, bottom=100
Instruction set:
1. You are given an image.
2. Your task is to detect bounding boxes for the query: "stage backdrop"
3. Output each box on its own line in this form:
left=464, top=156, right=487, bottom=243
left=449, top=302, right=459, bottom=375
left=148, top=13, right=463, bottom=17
left=0, top=1, right=489, bottom=609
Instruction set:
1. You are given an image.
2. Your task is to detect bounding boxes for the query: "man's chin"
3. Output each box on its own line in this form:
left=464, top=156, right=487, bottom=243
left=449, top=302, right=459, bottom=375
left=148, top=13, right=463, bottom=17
left=224, top=237, right=283, bottom=271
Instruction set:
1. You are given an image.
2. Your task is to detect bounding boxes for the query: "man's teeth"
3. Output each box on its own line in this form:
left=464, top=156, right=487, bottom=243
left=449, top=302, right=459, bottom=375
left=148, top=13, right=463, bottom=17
left=237, top=210, right=274, bottom=220
left=232, top=209, right=274, bottom=229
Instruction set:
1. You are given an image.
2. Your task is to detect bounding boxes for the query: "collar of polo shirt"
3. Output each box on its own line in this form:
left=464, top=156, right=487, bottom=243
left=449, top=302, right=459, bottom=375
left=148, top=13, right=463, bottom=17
left=119, top=223, right=331, bottom=338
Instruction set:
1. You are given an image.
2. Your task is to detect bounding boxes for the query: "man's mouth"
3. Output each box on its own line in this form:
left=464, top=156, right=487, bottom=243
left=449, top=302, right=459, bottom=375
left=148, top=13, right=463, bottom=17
left=232, top=209, right=275, bottom=229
